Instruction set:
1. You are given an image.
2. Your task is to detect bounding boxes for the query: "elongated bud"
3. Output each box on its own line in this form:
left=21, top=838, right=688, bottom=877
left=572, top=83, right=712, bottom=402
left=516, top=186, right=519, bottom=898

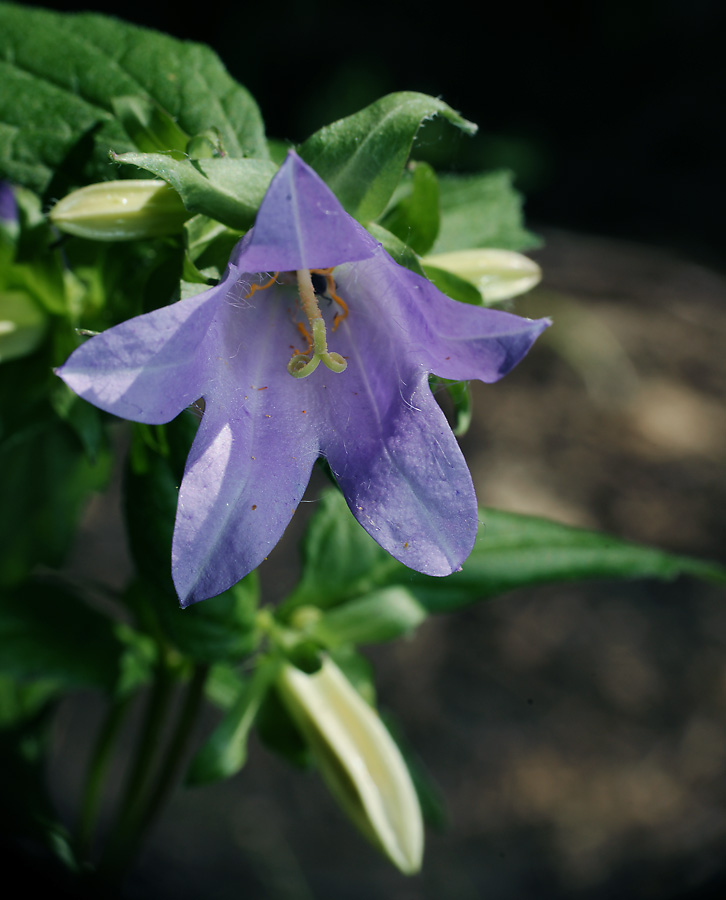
left=276, top=657, right=423, bottom=874
left=49, top=180, right=189, bottom=241
left=423, top=248, right=541, bottom=302
left=0, top=290, right=47, bottom=363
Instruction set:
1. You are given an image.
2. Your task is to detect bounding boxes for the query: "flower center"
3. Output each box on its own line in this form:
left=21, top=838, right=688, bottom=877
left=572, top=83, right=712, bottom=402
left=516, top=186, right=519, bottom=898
left=245, top=268, right=349, bottom=379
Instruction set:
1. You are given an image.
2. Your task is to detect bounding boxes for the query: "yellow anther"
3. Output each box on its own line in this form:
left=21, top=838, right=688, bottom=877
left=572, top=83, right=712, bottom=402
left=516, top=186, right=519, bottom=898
left=311, top=268, right=349, bottom=330
left=245, top=272, right=279, bottom=299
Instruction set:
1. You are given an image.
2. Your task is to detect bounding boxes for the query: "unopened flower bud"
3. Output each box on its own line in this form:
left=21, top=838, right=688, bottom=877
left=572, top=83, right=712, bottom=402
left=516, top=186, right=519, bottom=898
left=423, top=248, right=541, bottom=302
left=0, top=291, right=47, bottom=362
left=49, top=180, right=189, bottom=241
left=276, top=656, right=423, bottom=874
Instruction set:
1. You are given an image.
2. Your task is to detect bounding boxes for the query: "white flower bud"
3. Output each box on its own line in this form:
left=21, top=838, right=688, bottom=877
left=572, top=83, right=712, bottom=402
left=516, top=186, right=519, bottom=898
left=276, top=657, right=424, bottom=874
left=423, top=247, right=542, bottom=302
left=49, top=180, right=189, bottom=241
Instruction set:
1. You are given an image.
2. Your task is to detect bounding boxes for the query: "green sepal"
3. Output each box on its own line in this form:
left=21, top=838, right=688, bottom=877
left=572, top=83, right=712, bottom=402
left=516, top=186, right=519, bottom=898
left=185, top=655, right=281, bottom=786
left=364, top=223, right=426, bottom=276
left=421, top=264, right=484, bottom=306
left=379, top=161, right=440, bottom=256
left=302, top=588, right=427, bottom=648
left=299, top=92, right=476, bottom=222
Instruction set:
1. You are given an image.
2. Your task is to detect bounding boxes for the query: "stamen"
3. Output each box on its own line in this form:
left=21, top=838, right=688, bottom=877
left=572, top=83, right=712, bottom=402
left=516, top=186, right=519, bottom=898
left=245, top=272, right=279, bottom=298
left=288, top=269, right=348, bottom=379
left=310, top=268, right=349, bottom=330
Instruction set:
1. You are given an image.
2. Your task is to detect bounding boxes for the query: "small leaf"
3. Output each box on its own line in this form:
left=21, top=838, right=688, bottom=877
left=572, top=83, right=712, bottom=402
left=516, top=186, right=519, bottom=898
left=299, top=92, right=476, bottom=222
left=112, top=152, right=277, bottom=230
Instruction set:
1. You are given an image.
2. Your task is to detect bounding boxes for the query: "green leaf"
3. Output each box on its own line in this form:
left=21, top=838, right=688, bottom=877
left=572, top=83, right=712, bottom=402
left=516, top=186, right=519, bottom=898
left=379, top=161, right=440, bottom=255
left=0, top=4, right=267, bottom=194
left=282, top=490, right=402, bottom=615
left=0, top=402, right=111, bottom=586
left=409, top=509, right=726, bottom=612
left=299, top=92, right=476, bottom=222
left=186, top=656, right=279, bottom=786
left=0, top=581, right=124, bottom=691
left=433, top=170, right=541, bottom=253
left=112, top=152, right=277, bottom=230
left=281, top=490, right=726, bottom=618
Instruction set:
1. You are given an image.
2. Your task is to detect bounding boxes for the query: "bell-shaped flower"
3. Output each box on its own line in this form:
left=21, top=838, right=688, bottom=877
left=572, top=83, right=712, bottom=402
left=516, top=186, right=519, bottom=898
left=57, top=151, right=549, bottom=606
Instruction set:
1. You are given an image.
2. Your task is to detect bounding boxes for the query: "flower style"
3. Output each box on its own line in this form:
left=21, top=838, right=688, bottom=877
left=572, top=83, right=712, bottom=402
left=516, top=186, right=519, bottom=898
left=57, top=152, right=549, bottom=606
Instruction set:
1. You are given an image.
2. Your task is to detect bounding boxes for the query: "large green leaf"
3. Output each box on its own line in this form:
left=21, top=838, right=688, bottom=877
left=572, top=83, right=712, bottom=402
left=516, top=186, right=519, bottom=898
left=0, top=3, right=267, bottom=194
left=299, top=92, right=476, bottom=222
left=280, top=490, right=725, bottom=619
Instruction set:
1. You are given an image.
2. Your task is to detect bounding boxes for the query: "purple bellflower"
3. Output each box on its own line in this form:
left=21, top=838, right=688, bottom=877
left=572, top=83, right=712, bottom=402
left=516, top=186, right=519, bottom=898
left=57, top=152, right=550, bottom=606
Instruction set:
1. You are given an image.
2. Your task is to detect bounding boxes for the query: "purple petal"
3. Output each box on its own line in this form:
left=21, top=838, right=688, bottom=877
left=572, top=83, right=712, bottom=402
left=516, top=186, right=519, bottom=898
left=172, top=284, right=320, bottom=605
left=235, top=151, right=377, bottom=273
left=309, top=288, right=478, bottom=576
left=0, top=181, right=17, bottom=225
left=56, top=282, right=226, bottom=424
left=337, top=248, right=550, bottom=383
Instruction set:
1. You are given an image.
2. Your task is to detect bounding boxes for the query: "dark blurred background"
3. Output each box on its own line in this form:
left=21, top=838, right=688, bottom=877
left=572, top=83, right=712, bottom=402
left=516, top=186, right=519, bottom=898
left=12, top=2, right=726, bottom=899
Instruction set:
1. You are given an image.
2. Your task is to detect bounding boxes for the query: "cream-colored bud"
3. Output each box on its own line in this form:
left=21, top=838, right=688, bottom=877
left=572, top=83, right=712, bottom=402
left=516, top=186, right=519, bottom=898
left=276, top=657, right=424, bottom=874
left=0, top=290, right=47, bottom=362
left=49, top=180, right=189, bottom=241
left=423, top=248, right=541, bottom=302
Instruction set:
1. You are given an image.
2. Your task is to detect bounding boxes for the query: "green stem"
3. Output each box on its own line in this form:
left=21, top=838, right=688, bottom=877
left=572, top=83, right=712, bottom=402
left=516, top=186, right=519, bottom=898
left=76, top=693, right=134, bottom=860
left=100, top=663, right=208, bottom=880
left=98, top=658, right=176, bottom=877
